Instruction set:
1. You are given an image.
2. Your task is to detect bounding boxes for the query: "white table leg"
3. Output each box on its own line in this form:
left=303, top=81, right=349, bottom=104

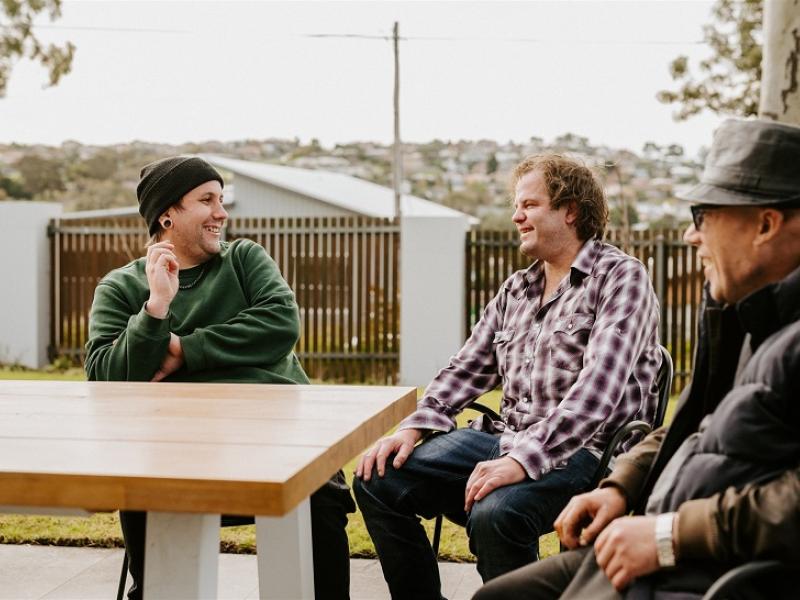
left=256, top=499, right=314, bottom=599
left=144, top=511, right=219, bottom=600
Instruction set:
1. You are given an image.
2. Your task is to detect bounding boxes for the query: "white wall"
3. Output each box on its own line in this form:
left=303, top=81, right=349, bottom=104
left=231, top=175, right=357, bottom=218
left=0, top=202, right=62, bottom=368
left=400, top=215, right=470, bottom=386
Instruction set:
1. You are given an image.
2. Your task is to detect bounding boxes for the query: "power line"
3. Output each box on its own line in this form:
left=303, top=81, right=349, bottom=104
left=302, top=33, right=703, bottom=45
left=16, top=25, right=703, bottom=45
left=306, top=33, right=389, bottom=40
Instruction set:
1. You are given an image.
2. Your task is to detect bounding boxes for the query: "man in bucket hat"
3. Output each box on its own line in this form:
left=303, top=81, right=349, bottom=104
left=473, top=118, right=800, bottom=600
left=85, top=156, right=354, bottom=600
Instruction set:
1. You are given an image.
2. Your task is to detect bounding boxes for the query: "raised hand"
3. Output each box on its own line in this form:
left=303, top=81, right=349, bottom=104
left=145, top=242, right=179, bottom=319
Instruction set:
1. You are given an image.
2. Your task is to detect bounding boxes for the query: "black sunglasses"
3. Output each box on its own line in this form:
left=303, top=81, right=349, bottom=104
left=689, top=205, right=722, bottom=230
left=690, top=200, right=800, bottom=230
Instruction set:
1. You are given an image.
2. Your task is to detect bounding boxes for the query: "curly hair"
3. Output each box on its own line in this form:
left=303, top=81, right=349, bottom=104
left=512, top=154, right=608, bottom=241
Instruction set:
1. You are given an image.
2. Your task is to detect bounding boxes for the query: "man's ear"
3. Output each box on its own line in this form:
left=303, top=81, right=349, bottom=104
left=754, top=208, right=785, bottom=246
left=564, top=202, right=578, bottom=225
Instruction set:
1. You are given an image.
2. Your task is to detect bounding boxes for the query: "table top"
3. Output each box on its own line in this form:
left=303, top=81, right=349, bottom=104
left=0, top=380, right=416, bottom=516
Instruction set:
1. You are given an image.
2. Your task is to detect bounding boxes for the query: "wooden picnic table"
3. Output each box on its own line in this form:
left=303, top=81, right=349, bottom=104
left=0, top=380, right=416, bottom=599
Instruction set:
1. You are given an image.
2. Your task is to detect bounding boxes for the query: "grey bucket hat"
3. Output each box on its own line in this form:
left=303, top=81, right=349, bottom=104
left=677, top=118, right=800, bottom=206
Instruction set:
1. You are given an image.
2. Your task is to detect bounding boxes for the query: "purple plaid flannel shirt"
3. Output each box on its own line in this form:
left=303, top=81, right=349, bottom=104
left=399, top=239, right=661, bottom=479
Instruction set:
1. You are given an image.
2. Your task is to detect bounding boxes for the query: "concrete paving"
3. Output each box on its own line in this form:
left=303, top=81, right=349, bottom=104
left=0, top=544, right=482, bottom=600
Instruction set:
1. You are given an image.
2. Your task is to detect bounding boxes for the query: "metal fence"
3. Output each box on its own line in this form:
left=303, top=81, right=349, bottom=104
left=50, top=217, right=701, bottom=390
left=465, top=228, right=703, bottom=393
left=49, top=216, right=400, bottom=383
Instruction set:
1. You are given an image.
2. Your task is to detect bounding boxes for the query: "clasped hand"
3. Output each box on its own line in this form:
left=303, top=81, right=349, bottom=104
left=553, top=486, right=660, bottom=591
left=151, top=333, right=184, bottom=382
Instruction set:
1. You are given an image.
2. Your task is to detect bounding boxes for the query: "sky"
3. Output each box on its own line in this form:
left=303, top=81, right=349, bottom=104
left=1, top=0, right=725, bottom=155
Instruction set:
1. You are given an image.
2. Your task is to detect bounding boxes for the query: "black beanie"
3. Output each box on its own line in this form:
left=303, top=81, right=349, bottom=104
left=136, top=156, right=224, bottom=235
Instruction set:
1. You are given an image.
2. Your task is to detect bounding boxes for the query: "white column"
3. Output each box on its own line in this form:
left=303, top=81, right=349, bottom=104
left=144, top=512, right=219, bottom=600
left=400, top=215, right=470, bottom=386
left=256, top=499, right=314, bottom=600
left=0, top=201, right=61, bottom=368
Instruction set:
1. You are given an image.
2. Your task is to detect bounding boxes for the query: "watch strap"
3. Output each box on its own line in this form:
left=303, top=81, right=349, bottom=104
left=655, top=512, right=676, bottom=568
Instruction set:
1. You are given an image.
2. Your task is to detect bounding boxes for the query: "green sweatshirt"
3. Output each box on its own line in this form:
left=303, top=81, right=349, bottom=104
left=85, top=238, right=309, bottom=385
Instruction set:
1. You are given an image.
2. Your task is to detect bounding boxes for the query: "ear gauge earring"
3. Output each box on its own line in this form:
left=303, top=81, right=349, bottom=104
left=162, top=218, right=172, bottom=229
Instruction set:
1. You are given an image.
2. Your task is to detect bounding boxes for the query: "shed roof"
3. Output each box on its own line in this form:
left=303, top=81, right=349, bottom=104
left=204, top=154, right=472, bottom=220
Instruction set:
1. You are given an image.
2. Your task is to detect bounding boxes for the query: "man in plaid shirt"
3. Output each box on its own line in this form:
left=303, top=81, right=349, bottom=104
left=354, top=154, right=661, bottom=599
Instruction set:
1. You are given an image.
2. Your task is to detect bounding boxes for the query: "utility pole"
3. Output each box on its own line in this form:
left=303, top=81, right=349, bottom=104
left=393, top=21, right=403, bottom=222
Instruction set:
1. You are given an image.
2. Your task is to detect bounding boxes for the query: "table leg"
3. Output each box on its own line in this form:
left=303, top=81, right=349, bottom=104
left=143, top=511, right=219, bottom=600
left=256, top=499, right=314, bottom=599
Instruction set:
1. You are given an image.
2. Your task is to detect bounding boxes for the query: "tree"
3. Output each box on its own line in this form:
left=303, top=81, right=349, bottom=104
left=75, top=149, right=118, bottom=180
left=441, top=181, right=490, bottom=214
left=14, top=154, right=66, bottom=196
left=553, top=132, right=592, bottom=153
left=657, top=0, right=762, bottom=120
left=609, top=203, right=639, bottom=229
left=486, top=153, right=498, bottom=175
left=759, top=0, right=800, bottom=122
left=1, top=0, right=75, bottom=97
left=0, top=175, right=31, bottom=199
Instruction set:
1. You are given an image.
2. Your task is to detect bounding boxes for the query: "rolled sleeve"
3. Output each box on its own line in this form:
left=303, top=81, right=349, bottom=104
left=397, top=283, right=506, bottom=432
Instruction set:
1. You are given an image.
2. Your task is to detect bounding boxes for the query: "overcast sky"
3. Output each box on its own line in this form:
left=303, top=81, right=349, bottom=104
left=1, top=0, right=724, bottom=155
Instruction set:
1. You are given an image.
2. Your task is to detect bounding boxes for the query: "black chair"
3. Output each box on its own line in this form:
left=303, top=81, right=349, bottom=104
left=702, top=560, right=790, bottom=600
left=116, top=515, right=253, bottom=600
left=431, top=344, right=674, bottom=555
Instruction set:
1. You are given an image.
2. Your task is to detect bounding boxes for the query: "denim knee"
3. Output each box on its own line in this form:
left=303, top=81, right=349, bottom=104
left=353, top=472, right=391, bottom=514
left=468, top=490, right=540, bottom=544
left=354, top=466, right=423, bottom=518
left=469, top=492, right=514, bottom=536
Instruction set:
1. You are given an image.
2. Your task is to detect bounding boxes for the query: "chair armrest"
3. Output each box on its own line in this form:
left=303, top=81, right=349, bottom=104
left=467, top=402, right=501, bottom=422
left=702, top=561, right=787, bottom=600
left=590, top=420, right=652, bottom=489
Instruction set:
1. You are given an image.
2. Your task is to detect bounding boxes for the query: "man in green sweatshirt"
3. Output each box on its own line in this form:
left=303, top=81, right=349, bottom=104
left=85, top=155, right=354, bottom=600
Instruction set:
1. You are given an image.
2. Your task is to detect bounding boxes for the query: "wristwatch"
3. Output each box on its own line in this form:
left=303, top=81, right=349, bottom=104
left=655, top=512, right=676, bottom=568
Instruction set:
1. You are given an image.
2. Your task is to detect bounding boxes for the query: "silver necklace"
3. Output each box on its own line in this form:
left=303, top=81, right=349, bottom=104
left=178, top=264, right=207, bottom=290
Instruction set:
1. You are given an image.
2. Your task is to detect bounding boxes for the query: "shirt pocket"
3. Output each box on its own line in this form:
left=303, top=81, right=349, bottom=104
left=548, top=313, right=595, bottom=372
left=493, top=329, right=515, bottom=378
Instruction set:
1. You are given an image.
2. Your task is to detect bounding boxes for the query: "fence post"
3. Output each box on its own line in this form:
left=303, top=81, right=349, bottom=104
left=400, top=215, right=470, bottom=386
left=655, top=233, right=667, bottom=343
left=0, top=201, right=62, bottom=368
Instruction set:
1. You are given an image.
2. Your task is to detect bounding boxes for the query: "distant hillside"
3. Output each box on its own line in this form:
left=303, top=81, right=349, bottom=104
left=0, top=135, right=701, bottom=229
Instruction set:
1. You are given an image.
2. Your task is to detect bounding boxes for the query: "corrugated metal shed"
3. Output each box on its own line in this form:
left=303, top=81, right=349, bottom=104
left=204, top=154, right=472, bottom=220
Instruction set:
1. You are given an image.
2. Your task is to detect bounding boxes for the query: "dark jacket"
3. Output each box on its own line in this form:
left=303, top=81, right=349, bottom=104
left=603, top=264, right=800, bottom=566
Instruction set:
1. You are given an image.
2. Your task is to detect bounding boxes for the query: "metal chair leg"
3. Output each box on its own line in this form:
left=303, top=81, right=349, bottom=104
left=116, top=551, right=129, bottom=600
left=432, top=514, right=444, bottom=555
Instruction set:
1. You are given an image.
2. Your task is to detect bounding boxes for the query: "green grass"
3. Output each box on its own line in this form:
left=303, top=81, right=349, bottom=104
left=0, top=367, right=672, bottom=562
left=0, top=367, right=86, bottom=381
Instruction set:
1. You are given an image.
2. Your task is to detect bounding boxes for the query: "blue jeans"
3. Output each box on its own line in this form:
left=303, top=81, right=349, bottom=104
left=353, top=428, right=598, bottom=600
